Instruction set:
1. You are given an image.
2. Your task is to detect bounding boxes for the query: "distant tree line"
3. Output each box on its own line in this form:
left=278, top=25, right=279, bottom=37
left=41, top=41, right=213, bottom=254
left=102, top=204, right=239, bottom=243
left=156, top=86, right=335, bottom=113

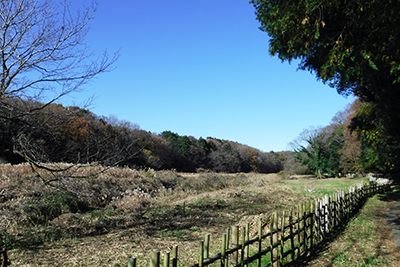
left=2, top=96, right=392, bottom=177
left=287, top=98, right=393, bottom=178
left=0, top=97, right=283, bottom=173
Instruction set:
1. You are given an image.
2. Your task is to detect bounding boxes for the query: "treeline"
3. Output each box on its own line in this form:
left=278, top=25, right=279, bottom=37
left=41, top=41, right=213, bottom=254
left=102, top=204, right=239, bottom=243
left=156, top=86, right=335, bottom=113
left=0, top=97, right=283, bottom=173
left=287, top=98, right=394, bottom=178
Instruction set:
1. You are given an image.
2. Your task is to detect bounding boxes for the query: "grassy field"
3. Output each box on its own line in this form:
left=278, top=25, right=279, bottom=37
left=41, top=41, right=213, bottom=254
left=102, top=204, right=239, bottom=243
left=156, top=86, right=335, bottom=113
left=0, top=164, right=399, bottom=266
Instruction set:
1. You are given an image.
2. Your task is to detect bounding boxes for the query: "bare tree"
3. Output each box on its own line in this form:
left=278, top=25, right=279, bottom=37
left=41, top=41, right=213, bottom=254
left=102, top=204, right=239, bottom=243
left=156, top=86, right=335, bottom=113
left=0, top=0, right=120, bottom=181
left=0, top=0, right=118, bottom=104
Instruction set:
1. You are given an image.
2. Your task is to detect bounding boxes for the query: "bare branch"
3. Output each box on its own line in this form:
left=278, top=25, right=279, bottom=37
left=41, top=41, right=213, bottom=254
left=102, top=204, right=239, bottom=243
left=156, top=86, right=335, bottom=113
left=0, top=0, right=118, bottom=102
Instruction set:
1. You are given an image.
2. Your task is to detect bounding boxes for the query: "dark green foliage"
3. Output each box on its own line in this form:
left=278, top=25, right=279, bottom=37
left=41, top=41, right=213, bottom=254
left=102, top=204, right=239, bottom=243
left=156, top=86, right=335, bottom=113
left=251, top=0, right=400, bottom=176
left=348, top=102, right=400, bottom=174
left=197, top=137, right=214, bottom=153
left=294, top=126, right=344, bottom=177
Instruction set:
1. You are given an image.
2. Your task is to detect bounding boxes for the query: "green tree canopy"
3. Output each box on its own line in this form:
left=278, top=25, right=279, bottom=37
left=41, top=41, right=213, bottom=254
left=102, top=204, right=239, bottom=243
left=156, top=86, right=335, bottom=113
left=251, top=0, right=400, bottom=176
left=292, top=126, right=344, bottom=178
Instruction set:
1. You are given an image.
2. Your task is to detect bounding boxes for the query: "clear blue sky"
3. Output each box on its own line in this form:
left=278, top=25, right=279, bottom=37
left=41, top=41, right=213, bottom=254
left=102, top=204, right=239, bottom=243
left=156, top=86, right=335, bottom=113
left=65, top=0, right=355, bottom=152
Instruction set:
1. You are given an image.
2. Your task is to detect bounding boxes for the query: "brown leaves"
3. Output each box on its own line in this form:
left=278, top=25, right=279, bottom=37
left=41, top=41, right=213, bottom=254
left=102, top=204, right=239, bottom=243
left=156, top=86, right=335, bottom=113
left=62, top=116, right=91, bottom=141
left=302, top=17, right=309, bottom=24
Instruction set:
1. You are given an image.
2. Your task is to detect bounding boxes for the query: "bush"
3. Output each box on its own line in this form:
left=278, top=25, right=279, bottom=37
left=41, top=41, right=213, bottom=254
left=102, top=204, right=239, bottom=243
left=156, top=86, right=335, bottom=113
left=23, top=192, right=81, bottom=225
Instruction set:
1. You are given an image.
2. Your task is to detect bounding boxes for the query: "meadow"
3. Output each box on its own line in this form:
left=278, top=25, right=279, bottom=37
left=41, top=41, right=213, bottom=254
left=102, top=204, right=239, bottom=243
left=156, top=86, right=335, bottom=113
left=0, top=164, right=398, bottom=266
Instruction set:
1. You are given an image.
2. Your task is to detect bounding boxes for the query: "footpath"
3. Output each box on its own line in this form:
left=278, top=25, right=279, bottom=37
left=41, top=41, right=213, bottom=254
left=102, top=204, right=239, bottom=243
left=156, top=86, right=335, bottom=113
left=386, top=200, right=400, bottom=248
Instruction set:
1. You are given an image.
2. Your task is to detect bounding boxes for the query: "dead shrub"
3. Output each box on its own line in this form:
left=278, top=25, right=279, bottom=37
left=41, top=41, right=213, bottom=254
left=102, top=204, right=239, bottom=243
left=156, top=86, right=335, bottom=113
left=110, top=195, right=152, bottom=212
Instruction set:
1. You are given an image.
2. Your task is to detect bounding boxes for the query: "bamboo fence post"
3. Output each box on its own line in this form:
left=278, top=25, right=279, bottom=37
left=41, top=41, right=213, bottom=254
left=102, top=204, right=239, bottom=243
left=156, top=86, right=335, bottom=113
left=360, top=183, right=365, bottom=204
left=303, top=204, right=307, bottom=252
left=128, top=258, right=136, bottom=267
left=296, top=205, right=302, bottom=256
left=321, top=197, right=325, bottom=239
left=319, top=199, right=323, bottom=242
left=279, top=210, right=286, bottom=265
left=341, top=190, right=345, bottom=220
left=225, top=228, right=230, bottom=266
left=342, top=190, right=346, bottom=220
left=309, top=202, right=315, bottom=252
left=204, top=234, right=210, bottom=259
left=272, top=213, right=278, bottom=267
left=199, top=241, right=204, bottom=267
left=355, top=185, right=360, bottom=207
left=325, top=195, right=330, bottom=233
left=289, top=208, right=295, bottom=261
left=305, top=202, right=311, bottom=252
left=340, top=190, right=345, bottom=223
left=329, top=194, right=334, bottom=230
left=360, top=183, right=363, bottom=206
left=150, top=251, right=160, bottom=267
left=270, top=214, right=275, bottom=266
left=226, top=228, right=230, bottom=249
left=320, top=199, right=324, bottom=240
left=363, top=182, right=366, bottom=200
left=336, top=192, right=340, bottom=224
left=352, top=186, right=356, bottom=214
left=344, top=190, right=349, bottom=222
left=258, top=218, right=263, bottom=267
left=338, top=191, right=342, bottom=225
left=1, top=248, right=7, bottom=267
left=321, top=198, right=325, bottom=236
left=172, top=246, right=178, bottom=267
left=349, top=187, right=353, bottom=217
left=245, top=223, right=249, bottom=267
left=164, top=252, right=170, bottom=267
left=333, top=193, right=338, bottom=228
left=221, top=234, right=227, bottom=267
left=314, top=200, right=319, bottom=244
left=373, top=181, right=376, bottom=195
left=349, top=187, right=353, bottom=216
left=321, top=197, right=326, bottom=235
left=241, top=226, right=245, bottom=267
left=232, top=225, right=239, bottom=266
left=302, top=204, right=307, bottom=253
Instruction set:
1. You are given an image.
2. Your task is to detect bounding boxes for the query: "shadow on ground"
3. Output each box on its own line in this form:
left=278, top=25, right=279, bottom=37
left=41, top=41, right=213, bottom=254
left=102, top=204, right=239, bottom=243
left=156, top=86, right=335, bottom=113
left=289, top=184, right=400, bottom=266
left=380, top=184, right=400, bottom=248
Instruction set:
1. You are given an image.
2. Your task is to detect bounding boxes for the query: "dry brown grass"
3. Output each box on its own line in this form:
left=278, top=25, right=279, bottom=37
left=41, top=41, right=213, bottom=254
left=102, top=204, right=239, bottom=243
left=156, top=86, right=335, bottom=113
left=0, top=164, right=398, bottom=266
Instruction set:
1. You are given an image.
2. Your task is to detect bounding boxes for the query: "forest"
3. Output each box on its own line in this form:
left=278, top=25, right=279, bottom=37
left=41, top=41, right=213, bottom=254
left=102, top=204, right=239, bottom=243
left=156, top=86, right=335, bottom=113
left=0, top=95, right=388, bottom=178
left=0, top=97, right=284, bottom=174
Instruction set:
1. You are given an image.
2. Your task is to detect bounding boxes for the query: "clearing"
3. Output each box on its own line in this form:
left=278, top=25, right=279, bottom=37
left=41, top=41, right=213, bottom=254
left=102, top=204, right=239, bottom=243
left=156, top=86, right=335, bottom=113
left=0, top=164, right=399, bottom=266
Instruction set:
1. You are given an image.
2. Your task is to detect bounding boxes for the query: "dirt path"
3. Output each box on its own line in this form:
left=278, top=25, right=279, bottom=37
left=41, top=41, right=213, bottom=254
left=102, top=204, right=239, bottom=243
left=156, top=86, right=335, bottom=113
left=385, top=201, right=400, bottom=248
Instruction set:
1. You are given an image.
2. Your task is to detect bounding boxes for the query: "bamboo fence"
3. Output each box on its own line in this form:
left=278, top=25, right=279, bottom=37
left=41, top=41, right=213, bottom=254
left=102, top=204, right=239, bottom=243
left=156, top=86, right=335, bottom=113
left=0, top=248, right=8, bottom=267
left=126, top=180, right=391, bottom=267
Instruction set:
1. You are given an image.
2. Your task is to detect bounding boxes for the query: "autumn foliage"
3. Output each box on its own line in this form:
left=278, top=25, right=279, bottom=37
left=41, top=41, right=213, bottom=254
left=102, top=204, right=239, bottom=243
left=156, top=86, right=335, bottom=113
left=0, top=98, right=283, bottom=173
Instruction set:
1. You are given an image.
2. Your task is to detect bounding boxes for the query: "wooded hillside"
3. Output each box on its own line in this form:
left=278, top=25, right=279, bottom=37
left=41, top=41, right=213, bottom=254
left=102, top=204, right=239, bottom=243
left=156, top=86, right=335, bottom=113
left=0, top=97, right=283, bottom=173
